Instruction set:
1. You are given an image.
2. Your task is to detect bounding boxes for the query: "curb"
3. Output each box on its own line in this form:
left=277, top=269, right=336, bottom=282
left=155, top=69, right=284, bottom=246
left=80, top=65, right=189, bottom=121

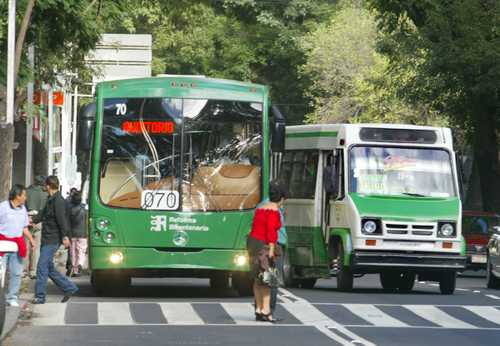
left=1, top=305, right=21, bottom=341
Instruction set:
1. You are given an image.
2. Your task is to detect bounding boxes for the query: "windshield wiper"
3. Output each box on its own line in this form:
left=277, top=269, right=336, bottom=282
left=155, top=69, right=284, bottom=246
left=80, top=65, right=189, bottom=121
left=401, top=192, right=428, bottom=197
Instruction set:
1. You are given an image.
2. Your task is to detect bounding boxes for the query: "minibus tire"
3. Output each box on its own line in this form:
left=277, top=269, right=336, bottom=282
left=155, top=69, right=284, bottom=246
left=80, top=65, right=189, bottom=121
left=336, top=243, right=353, bottom=291
left=282, top=250, right=297, bottom=288
left=486, top=258, right=500, bottom=289
left=0, top=284, right=5, bottom=337
left=380, top=272, right=398, bottom=292
left=92, top=270, right=131, bottom=296
left=439, top=271, right=456, bottom=295
left=298, top=278, right=317, bottom=289
left=398, top=272, right=416, bottom=292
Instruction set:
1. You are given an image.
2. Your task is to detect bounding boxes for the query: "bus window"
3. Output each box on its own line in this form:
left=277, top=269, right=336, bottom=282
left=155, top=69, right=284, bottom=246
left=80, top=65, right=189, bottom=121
left=282, top=150, right=318, bottom=199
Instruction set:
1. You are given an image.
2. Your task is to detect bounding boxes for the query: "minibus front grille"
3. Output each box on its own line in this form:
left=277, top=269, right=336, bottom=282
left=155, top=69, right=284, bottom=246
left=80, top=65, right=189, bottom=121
left=411, top=230, right=434, bottom=236
left=387, top=230, right=408, bottom=235
left=383, top=221, right=437, bottom=237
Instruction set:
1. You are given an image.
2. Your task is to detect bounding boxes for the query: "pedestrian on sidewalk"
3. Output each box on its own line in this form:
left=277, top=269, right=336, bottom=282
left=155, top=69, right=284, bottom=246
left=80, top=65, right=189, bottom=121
left=25, top=175, right=47, bottom=279
left=247, top=182, right=287, bottom=323
left=0, top=185, right=36, bottom=307
left=68, top=191, right=87, bottom=277
left=32, top=176, right=78, bottom=304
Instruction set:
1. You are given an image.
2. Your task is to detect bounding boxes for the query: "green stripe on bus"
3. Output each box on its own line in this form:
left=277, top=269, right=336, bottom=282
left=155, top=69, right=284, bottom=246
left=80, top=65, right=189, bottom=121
left=286, top=131, right=338, bottom=138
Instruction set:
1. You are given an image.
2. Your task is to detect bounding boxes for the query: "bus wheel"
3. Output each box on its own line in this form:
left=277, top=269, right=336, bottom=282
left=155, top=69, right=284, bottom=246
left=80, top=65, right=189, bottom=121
left=232, top=273, right=253, bottom=296
left=439, top=271, right=456, bottom=295
left=92, top=270, right=131, bottom=296
left=380, top=272, right=398, bottom=292
left=210, top=272, right=230, bottom=291
left=336, top=242, right=353, bottom=291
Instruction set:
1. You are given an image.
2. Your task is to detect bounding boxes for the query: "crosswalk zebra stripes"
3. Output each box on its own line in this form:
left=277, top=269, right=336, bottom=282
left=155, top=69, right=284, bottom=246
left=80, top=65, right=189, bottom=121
left=31, top=302, right=500, bottom=330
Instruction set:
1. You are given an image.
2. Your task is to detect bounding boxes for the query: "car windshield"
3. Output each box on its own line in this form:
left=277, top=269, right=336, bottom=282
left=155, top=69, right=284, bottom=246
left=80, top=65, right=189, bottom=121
left=99, top=98, right=262, bottom=211
left=349, top=146, right=456, bottom=198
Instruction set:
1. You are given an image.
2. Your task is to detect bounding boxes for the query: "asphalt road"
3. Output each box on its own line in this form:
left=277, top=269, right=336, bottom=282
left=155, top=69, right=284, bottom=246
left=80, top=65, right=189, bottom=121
left=4, top=270, right=500, bottom=346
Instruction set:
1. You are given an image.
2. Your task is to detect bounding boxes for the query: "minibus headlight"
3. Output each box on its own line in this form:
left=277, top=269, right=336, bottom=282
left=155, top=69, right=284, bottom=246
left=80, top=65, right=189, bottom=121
left=438, top=222, right=455, bottom=237
left=109, top=252, right=124, bottom=264
left=361, top=219, right=381, bottom=234
left=104, top=232, right=115, bottom=243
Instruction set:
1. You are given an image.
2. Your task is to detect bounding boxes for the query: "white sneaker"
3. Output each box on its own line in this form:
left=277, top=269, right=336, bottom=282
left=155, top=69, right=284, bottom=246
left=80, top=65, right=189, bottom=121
left=7, top=301, right=19, bottom=307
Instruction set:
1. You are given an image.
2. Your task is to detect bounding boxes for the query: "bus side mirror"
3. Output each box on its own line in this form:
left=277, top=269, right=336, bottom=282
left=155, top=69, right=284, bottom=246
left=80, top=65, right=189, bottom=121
left=271, top=105, right=286, bottom=153
left=78, top=103, right=96, bottom=152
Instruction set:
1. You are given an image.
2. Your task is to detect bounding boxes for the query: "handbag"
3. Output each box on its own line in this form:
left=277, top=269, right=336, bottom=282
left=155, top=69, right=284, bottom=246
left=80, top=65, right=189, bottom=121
left=259, top=266, right=280, bottom=288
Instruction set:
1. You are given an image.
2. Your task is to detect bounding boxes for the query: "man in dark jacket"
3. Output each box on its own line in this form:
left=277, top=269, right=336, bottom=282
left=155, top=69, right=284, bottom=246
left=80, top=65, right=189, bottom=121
left=32, top=176, right=78, bottom=304
left=25, top=175, right=47, bottom=278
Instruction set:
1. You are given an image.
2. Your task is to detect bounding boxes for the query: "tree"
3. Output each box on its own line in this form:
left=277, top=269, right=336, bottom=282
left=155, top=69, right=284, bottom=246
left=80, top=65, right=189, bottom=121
left=299, top=2, right=442, bottom=126
left=368, top=0, right=500, bottom=211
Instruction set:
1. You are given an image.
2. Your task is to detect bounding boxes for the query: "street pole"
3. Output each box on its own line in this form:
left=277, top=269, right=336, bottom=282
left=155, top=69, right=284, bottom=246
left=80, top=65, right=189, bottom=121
left=6, top=0, right=16, bottom=124
left=25, top=45, right=34, bottom=186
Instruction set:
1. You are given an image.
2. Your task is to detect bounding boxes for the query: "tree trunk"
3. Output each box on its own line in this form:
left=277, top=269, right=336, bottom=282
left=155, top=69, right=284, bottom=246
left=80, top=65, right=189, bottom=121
left=473, top=107, right=500, bottom=212
left=14, top=0, right=36, bottom=80
left=0, top=124, right=15, bottom=201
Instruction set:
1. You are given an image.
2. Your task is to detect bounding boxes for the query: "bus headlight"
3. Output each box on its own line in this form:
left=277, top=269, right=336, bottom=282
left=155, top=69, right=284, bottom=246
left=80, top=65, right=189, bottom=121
left=361, top=219, right=380, bottom=234
left=234, top=254, right=248, bottom=266
left=109, top=252, right=124, bottom=264
left=438, top=223, right=455, bottom=237
left=104, top=232, right=115, bottom=243
left=96, top=218, right=111, bottom=231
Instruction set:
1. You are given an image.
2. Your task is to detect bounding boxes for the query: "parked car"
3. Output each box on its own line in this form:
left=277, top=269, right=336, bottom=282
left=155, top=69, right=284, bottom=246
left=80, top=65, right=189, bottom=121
left=462, top=211, right=499, bottom=271
left=0, top=240, right=19, bottom=336
left=487, top=226, right=500, bottom=288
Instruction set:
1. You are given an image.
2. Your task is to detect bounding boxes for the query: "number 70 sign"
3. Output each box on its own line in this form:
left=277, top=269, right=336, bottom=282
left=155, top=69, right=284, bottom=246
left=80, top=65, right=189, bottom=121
left=141, top=190, right=179, bottom=210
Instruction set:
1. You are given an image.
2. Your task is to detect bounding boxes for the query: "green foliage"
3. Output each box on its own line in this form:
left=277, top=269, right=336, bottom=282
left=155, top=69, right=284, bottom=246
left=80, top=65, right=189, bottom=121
left=300, top=2, right=440, bottom=126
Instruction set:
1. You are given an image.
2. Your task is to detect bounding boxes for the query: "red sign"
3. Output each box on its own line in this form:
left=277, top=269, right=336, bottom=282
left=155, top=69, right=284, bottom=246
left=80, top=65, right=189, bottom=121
left=121, top=121, right=175, bottom=134
left=33, top=90, right=64, bottom=106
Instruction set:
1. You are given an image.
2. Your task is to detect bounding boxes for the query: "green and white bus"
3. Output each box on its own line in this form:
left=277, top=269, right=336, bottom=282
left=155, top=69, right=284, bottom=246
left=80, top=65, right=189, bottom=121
left=279, top=123, right=466, bottom=294
left=78, top=76, right=285, bottom=295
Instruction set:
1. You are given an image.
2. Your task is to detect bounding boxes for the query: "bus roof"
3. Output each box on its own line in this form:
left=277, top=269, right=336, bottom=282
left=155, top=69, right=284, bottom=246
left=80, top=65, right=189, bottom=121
left=96, top=76, right=268, bottom=103
left=286, top=123, right=454, bottom=150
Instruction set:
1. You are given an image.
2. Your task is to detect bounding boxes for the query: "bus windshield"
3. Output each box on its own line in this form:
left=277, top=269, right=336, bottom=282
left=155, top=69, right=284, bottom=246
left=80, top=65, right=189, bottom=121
left=349, top=146, right=456, bottom=198
left=99, top=98, right=262, bottom=211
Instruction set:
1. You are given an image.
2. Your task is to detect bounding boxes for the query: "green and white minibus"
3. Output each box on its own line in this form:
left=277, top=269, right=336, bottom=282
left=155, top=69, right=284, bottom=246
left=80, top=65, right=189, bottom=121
left=280, top=123, right=466, bottom=294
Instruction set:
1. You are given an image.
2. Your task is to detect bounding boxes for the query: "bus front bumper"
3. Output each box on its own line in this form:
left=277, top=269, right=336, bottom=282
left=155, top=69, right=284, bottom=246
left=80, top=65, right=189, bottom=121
left=351, top=250, right=466, bottom=272
left=90, top=246, right=250, bottom=274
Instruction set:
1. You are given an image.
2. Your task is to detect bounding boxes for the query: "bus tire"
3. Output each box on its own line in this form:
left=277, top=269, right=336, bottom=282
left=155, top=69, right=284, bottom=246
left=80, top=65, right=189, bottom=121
left=336, top=242, right=353, bottom=291
left=92, top=270, right=131, bottom=296
left=439, top=271, right=456, bottom=295
left=232, top=273, right=253, bottom=296
left=380, top=272, right=398, bottom=292
left=210, top=272, right=230, bottom=291
left=486, top=257, right=500, bottom=289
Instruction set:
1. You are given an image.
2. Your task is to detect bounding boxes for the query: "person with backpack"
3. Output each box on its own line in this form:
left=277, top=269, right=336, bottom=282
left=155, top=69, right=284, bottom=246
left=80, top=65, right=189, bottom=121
left=32, top=176, right=78, bottom=304
left=68, top=191, right=87, bottom=277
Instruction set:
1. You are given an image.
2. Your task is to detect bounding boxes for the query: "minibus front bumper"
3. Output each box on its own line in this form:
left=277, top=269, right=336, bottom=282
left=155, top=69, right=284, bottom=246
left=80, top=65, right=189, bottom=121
left=351, top=250, right=466, bottom=272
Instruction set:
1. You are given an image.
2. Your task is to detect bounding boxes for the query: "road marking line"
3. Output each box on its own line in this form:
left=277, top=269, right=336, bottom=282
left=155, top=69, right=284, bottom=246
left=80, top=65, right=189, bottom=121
left=405, top=305, right=476, bottom=329
left=343, top=304, right=408, bottom=327
left=159, top=303, right=204, bottom=325
left=279, top=288, right=375, bottom=346
left=465, top=306, right=500, bottom=325
left=473, top=290, right=481, bottom=293
left=98, top=302, right=134, bottom=325
left=486, top=294, right=500, bottom=300
left=456, top=288, right=469, bottom=291
left=32, top=303, right=66, bottom=326
left=221, top=303, right=261, bottom=325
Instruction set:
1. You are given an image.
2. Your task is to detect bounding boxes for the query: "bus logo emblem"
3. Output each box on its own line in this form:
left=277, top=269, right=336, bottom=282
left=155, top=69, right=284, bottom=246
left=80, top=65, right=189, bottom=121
left=173, top=231, right=189, bottom=247
left=151, top=215, right=167, bottom=232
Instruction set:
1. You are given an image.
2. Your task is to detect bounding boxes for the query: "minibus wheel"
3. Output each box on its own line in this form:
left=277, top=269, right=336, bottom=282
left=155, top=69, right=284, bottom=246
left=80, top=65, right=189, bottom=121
left=336, top=242, right=353, bottom=291
left=210, top=272, right=230, bottom=291
left=282, top=249, right=297, bottom=288
left=232, top=272, right=253, bottom=296
left=297, top=278, right=317, bottom=289
left=398, top=272, right=416, bottom=292
left=380, top=272, right=398, bottom=292
left=439, top=271, right=456, bottom=295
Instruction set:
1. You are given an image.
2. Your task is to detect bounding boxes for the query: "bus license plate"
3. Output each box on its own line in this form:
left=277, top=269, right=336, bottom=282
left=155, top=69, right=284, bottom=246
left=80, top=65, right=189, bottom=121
left=471, top=255, right=487, bottom=263
left=141, top=190, right=179, bottom=210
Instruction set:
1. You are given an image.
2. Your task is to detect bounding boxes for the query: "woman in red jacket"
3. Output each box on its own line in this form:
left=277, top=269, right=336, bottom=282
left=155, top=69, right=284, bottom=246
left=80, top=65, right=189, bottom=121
left=247, top=182, right=287, bottom=322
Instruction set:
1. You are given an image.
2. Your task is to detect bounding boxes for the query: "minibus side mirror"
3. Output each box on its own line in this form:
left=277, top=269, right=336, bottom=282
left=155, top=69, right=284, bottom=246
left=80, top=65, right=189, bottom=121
left=271, top=105, right=285, bottom=153
left=78, top=103, right=96, bottom=152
